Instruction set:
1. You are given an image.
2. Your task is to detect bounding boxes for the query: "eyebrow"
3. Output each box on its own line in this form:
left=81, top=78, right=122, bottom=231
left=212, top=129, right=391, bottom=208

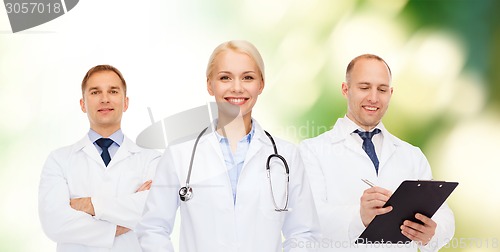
left=356, top=82, right=390, bottom=86
left=217, top=71, right=256, bottom=75
left=87, top=86, right=122, bottom=91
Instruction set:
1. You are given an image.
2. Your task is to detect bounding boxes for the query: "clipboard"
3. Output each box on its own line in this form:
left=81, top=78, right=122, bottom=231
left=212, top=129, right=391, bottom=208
left=356, top=180, right=458, bottom=244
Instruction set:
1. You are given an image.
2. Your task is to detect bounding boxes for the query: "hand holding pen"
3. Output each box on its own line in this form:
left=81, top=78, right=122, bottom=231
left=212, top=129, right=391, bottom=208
left=359, top=179, right=393, bottom=227
left=361, top=179, right=438, bottom=245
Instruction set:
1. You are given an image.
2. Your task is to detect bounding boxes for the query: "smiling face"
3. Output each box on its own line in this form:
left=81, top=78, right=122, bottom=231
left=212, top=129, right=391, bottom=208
left=80, top=70, right=129, bottom=136
left=342, top=57, right=393, bottom=131
left=207, top=50, right=264, bottom=122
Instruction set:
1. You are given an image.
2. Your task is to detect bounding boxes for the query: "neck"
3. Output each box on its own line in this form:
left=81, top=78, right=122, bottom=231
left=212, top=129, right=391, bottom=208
left=361, top=126, right=376, bottom=132
left=92, top=126, right=120, bottom=138
left=345, top=114, right=378, bottom=132
left=217, top=113, right=252, bottom=152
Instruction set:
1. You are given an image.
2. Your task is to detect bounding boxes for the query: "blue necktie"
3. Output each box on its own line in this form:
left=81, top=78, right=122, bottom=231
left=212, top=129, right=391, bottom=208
left=95, top=138, right=114, bottom=166
left=355, top=129, right=381, bottom=174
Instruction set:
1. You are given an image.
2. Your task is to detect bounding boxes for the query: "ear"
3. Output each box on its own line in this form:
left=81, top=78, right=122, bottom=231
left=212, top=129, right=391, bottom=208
left=390, top=86, right=394, bottom=95
left=207, top=78, right=215, bottom=96
left=341, top=82, right=349, bottom=98
left=258, top=79, right=265, bottom=95
left=123, top=96, right=129, bottom=112
left=80, top=98, right=87, bottom=113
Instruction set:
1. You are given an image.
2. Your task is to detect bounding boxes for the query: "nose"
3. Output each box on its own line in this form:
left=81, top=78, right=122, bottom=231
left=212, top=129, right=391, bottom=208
left=367, top=89, right=378, bottom=103
left=231, top=79, right=244, bottom=93
left=100, top=92, right=110, bottom=103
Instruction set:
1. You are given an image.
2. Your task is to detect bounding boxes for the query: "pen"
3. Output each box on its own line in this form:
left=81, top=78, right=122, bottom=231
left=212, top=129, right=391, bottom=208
left=361, top=179, right=375, bottom=187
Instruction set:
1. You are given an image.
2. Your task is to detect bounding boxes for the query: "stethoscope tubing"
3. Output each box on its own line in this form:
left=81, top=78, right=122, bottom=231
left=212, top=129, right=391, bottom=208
left=185, top=127, right=209, bottom=189
left=180, top=126, right=290, bottom=211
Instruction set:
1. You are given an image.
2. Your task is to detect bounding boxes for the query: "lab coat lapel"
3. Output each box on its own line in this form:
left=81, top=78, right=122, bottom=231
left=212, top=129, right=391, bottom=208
left=243, top=122, right=267, bottom=165
left=204, top=132, right=226, bottom=167
left=344, top=136, right=366, bottom=157
left=244, top=138, right=263, bottom=168
left=79, top=136, right=105, bottom=167
left=329, top=119, right=366, bottom=158
left=107, top=137, right=140, bottom=168
left=201, top=130, right=237, bottom=205
left=378, top=130, right=397, bottom=171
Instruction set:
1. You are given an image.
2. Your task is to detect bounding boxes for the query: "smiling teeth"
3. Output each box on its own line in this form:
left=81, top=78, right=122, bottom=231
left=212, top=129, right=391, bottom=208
left=228, top=98, right=245, bottom=103
left=365, top=106, right=377, bottom=111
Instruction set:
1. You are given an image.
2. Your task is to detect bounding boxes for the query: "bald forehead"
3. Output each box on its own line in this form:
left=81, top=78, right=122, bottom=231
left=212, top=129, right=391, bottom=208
left=346, top=58, right=391, bottom=84
left=346, top=58, right=392, bottom=87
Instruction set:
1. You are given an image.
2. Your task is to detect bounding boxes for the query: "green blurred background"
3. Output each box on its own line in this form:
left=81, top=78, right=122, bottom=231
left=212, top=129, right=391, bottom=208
left=0, top=0, right=499, bottom=251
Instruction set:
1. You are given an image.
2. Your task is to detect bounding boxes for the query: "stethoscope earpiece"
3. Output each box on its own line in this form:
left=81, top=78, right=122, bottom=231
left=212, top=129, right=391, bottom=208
left=179, top=186, right=193, bottom=201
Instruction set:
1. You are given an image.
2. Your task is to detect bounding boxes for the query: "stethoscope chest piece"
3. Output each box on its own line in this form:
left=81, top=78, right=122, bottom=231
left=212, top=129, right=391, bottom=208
left=179, top=186, right=193, bottom=201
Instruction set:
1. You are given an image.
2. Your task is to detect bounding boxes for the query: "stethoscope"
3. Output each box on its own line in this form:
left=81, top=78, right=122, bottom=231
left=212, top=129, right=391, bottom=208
left=179, top=127, right=290, bottom=212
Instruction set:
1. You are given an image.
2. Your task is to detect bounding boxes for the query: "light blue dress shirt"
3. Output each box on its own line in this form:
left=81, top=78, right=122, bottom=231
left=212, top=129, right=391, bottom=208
left=88, top=129, right=124, bottom=159
left=215, top=122, right=255, bottom=204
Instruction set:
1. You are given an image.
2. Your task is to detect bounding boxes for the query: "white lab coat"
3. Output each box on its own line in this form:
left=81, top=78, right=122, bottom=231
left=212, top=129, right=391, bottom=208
left=137, top=121, right=321, bottom=252
left=299, top=118, right=455, bottom=252
left=39, top=134, right=161, bottom=252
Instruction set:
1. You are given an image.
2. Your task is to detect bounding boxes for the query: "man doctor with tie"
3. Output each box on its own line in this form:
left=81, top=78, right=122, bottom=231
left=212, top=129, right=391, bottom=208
left=299, top=54, right=455, bottom=251
left=38, top=65, right=161, bottom=252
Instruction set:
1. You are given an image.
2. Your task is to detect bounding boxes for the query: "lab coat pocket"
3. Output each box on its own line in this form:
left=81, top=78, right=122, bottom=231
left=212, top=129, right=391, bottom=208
left=259, top=204, right=286, bottom=223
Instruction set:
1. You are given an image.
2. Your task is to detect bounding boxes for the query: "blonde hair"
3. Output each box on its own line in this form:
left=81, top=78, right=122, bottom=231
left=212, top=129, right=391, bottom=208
left=206, top=40, right=265, bottom=82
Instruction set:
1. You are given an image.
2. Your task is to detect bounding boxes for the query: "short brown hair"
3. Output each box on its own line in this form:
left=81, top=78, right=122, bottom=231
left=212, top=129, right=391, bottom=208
left=81, top=65, right=127, bottom=96
left=346, top=54, right=391, bottom=83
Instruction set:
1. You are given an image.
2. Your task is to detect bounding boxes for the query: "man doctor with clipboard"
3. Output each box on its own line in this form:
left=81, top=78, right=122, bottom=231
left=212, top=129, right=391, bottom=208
left=299, top=54, right=455, bottom=251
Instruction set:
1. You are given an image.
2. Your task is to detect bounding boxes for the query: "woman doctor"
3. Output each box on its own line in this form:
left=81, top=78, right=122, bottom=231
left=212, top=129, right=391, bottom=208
left=137, top=40, right=320, bottom=252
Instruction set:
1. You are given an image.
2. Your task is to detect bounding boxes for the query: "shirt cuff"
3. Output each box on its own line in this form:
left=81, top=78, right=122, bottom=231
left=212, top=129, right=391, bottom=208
left=91, top=196, right=105, bottom=220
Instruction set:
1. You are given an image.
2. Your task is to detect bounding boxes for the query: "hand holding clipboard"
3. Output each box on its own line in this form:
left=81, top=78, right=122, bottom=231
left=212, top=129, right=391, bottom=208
left=357, top=180, right=458, bottom=244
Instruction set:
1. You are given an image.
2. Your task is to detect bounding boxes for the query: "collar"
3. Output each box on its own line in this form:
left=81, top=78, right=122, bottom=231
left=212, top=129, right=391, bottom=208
left=88, top=128, right=124, bottom=146
left=343, top=115, right=383, bottom=134
left=214, top=119, right=255, bottom=144
left=199, top=118, right=271, bottom=147
left=327, top=116, right=388, bottom=143
left=73, top=132, right=141, bottom=154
